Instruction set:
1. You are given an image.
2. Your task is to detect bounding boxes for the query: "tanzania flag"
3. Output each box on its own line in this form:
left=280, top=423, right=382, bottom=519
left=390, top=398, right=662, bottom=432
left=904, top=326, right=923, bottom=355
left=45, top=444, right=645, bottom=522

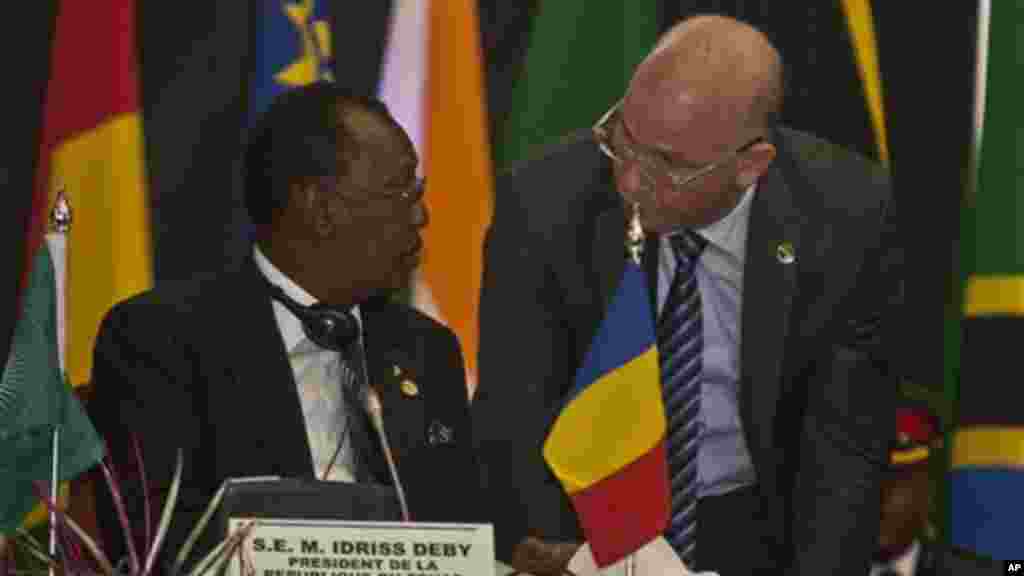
left=951, top=0, right=1023, bottom=561
left=542, top=261, right=669, bottom=567
left=30, top=0, right=152, bottom=388
left=0, top=241, right=105, bottom=534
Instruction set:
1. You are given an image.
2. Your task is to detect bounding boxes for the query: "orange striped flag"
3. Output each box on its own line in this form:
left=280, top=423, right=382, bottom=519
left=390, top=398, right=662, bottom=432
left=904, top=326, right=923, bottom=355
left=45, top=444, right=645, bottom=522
left=379, top=0, right=492, bottom=396
left=29, top=0, right=152, bottom=388
left=421, top=0, right=493, bottom=395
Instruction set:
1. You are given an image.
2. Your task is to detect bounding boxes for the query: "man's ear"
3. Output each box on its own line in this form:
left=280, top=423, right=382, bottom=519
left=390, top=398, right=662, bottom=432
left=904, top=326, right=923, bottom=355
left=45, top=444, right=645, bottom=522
left=735, top=141, right=776, bottom=190
left=291, top=179, right=333, bottom=238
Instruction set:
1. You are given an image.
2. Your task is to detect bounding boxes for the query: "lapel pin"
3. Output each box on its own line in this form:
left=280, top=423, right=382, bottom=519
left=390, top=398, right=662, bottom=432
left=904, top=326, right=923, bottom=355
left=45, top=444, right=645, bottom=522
left=776, top=242, right=796, bottom=264
left=392, top=364, right=401, bottom=377
left=427, top=420, right=454, bottom=446
left=400, top=378, right=419, bottom=398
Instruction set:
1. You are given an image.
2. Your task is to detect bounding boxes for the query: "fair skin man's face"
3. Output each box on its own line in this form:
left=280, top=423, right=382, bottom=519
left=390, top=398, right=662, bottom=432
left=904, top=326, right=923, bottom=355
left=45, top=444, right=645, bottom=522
left=612, top=85, right=776, bottom=234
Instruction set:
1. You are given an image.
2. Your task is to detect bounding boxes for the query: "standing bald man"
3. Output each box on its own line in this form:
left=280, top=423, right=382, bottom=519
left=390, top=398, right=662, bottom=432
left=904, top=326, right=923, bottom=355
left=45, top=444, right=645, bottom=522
left=475, top=15, right=903, bottom=576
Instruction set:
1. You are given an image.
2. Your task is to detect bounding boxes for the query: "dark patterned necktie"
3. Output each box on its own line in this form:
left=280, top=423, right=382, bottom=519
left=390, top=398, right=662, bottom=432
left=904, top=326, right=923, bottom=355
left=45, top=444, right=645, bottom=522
left=657, top=231, right=707, bottom=567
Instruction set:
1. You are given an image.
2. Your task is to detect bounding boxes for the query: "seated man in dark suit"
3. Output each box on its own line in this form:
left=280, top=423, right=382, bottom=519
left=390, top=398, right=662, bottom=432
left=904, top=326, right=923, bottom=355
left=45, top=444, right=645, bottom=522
left=873, top=399, right=1001, bottom=576
left=88, top=82, right=481, bottom=569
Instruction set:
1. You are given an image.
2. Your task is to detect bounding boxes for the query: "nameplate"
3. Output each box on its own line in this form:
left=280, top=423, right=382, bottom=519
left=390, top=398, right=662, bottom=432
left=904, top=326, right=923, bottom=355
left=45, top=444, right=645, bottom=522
left=222, top=518, right=495, bottom=576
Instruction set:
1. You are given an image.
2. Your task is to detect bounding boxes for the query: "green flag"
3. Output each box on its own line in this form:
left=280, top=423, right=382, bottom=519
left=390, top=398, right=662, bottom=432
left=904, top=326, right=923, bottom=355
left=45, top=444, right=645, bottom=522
left=0, top=242, right=105, bottom=534
left=494, top=2, right=659, bottom=172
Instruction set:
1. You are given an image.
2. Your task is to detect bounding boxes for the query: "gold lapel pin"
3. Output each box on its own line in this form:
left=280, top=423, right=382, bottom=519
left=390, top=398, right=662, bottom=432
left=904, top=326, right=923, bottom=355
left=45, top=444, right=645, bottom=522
left=776, top=242, right=796, bottom=264
left=400, top=378, right=419, bottom=398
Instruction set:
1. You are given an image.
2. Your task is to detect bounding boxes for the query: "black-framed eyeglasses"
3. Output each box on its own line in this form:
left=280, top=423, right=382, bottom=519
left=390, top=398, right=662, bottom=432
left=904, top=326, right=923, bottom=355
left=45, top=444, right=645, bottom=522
left=592, top=98, right=763, bottom=193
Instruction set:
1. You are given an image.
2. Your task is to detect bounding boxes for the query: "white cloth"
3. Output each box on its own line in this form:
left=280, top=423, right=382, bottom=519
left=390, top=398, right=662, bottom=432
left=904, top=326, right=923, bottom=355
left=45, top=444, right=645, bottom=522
left=566, top=538, right=719, bottom=576
left=869, top=540, right=921, bottom=576
left=253, top=246, right=363, bottom=482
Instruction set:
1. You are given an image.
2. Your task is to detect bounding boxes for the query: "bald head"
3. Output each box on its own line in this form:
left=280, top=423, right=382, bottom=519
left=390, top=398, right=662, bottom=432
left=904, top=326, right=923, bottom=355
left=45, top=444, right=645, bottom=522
left=630, top=15, right=783, bottom=143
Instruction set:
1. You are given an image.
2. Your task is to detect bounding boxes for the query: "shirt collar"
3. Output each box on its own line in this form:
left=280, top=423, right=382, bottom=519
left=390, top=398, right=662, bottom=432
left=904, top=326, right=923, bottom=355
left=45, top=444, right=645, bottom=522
left=253, top=245, right=362, bottom=352
left=665, top=182, right=756, bottom=262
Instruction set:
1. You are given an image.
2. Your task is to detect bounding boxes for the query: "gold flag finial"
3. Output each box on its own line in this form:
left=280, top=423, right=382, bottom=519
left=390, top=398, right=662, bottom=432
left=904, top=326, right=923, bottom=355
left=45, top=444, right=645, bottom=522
left=49, top=185, right=72, bottom=234
left=626, top=202, right=645, bottom=265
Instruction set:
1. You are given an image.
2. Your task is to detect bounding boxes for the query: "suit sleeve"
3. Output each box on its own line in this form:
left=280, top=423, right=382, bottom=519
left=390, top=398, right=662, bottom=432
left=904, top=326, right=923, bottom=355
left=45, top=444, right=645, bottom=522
left=789, top=170, right=904, bottom=575
left=474, top=172, right=578, bottom=562
left=88, top=298, right=213, bottom=570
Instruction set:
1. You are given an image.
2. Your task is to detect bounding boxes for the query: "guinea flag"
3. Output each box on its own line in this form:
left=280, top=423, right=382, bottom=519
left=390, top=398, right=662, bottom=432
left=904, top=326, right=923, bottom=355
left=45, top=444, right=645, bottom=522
left=29, top=0, right=153, bottom=389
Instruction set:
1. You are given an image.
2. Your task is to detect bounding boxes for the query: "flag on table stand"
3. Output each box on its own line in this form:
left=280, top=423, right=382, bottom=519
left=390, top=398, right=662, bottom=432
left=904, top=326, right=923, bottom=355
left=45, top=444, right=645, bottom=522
left=950, top=0, right=1023, bottom=561
left=542, top=261, right=670, bottom=567
left=378, top=0, right=493, bottom=396
left=0, top=239, right=105, bottom=534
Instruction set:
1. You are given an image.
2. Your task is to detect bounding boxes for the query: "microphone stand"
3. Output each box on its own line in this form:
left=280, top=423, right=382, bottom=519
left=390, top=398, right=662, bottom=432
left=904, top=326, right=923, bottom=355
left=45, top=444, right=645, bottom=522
left=49, top=424, right=61, bottom=576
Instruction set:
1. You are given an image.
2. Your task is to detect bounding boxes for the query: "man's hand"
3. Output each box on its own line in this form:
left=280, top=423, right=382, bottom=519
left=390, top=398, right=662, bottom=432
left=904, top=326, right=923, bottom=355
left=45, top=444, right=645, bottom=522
left=509, top=537, right=581, bottom=576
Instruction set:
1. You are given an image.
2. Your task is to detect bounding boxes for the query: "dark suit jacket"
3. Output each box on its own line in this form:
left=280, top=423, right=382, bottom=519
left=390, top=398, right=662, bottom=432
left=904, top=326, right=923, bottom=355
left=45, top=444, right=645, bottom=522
left=88, top=259, right=482, bottom=569
left=474, top=128, right=904, bottom=574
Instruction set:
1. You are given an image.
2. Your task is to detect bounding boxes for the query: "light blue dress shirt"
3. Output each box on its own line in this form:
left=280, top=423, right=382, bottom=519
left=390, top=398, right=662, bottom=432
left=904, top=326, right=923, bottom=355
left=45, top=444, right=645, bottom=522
left=657, top=185, right=758, bottom=498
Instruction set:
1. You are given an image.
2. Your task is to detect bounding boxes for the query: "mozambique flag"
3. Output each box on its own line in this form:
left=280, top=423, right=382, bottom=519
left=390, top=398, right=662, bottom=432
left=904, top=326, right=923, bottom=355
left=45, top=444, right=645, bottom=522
left=30, top=0, right=152, bottom=389
left=542, top=261, right=669, bottom=567
left=951, top=0, right=1023, bottom=561
left=377, top=0, right=494, bottom=395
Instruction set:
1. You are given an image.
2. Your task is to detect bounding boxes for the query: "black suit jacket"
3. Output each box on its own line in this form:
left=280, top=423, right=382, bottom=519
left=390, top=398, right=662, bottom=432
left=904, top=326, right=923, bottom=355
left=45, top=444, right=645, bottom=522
left=88, top=259, right=482, bottom=568
left=474, top=128, right=904, bottom=574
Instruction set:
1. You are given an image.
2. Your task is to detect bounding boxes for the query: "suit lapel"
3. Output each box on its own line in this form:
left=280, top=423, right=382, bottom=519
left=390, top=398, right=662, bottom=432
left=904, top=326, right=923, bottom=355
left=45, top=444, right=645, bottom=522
left=361, top=300, right=426, bottom=480
left=739, top=149, right=801, bottom=464
left=217, top=262, right=315, bottom=479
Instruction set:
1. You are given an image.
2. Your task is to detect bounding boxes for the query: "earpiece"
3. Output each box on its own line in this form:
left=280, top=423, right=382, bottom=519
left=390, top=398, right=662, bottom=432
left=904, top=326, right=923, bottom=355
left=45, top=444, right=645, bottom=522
left=265, top=282, right=359, bottom=350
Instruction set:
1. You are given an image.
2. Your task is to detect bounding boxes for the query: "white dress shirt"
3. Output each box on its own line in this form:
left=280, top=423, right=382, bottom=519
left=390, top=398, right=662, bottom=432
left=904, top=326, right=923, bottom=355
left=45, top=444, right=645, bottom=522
left=253, top=246, right=363, bottom=482
left=869, top=540, right=921, bottom=576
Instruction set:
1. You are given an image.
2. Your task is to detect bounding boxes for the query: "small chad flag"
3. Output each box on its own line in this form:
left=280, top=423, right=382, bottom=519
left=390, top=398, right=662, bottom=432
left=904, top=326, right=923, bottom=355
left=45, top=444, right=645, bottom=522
left=542, top=260, right=670, bottom=567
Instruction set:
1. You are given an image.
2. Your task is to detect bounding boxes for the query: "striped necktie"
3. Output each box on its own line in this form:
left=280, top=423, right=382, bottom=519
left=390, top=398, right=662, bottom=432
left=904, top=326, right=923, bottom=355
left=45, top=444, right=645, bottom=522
left=657, top=231, right=707, bottom=567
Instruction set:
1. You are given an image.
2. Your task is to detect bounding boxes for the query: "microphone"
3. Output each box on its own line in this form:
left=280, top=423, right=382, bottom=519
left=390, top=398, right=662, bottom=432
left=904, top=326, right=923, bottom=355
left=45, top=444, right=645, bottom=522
left=363, top=386, right=411, bottom=522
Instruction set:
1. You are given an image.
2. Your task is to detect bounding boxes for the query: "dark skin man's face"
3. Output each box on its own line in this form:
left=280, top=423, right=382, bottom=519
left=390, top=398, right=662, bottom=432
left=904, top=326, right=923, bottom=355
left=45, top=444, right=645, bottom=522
left=317, top=104, right=427, bottom=300
left=878, top=464, right=932, bottom=561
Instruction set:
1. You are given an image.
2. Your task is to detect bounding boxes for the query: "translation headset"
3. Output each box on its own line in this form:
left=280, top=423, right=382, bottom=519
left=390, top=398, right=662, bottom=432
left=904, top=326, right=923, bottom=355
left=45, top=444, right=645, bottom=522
left=265, top=281, right=360, bottom=351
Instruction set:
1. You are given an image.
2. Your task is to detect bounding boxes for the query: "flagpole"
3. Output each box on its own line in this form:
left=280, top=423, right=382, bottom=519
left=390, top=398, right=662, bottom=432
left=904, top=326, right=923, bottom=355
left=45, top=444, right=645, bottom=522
left=48, top=424, right=61, bottom=576
left=48, top=187, right=71, bottom=576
